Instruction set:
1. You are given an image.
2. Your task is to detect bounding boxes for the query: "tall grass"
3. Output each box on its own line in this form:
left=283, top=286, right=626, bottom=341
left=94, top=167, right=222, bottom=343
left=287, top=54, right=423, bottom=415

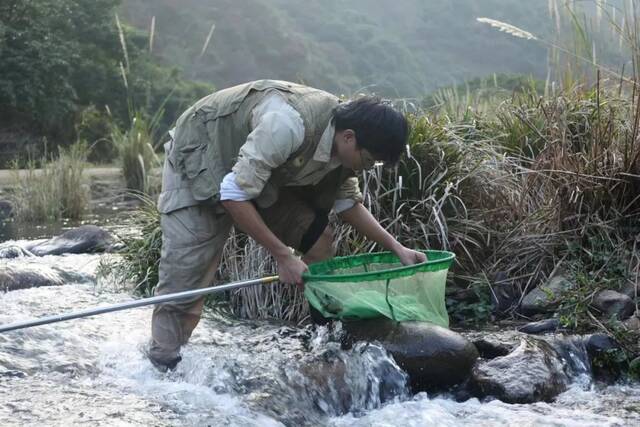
left=102, top=193, right=162, bottom=296
left=110, top=112, right=159, bottom=194
left=11, top=142, right=89, bottom=222
left=219, top=230, right=308, bottom=321
left=111, top=14, right=163, bottom=195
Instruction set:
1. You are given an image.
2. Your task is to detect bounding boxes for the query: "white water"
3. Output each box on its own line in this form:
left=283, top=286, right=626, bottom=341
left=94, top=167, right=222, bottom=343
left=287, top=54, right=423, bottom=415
left=1, top=252, right=639, bottom=426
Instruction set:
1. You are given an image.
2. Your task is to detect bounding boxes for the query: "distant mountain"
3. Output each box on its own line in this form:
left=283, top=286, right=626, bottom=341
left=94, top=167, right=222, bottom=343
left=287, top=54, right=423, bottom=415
left=119, top=0, right=620, bottom=97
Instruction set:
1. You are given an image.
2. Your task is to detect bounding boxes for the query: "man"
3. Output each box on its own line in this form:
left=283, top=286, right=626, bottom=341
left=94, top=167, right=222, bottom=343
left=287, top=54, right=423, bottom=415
left=149, top=80, right=426, bottom=371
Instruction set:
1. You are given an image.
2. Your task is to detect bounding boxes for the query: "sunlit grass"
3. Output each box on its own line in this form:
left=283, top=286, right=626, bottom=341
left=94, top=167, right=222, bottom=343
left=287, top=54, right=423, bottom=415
left=11, top=142, right=89, bottom=222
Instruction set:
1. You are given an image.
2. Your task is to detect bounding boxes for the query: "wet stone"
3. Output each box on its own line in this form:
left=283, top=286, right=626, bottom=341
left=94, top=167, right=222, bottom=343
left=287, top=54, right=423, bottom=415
left=517, top=318, right=560, bottom=335
left=342, top=319, right=479, bottom=393
left=25, top=225, right=116, bottom=256
left=584, top=333, right=620, bottom=356
left=471, top=336, right=515, bottom=359
left=0, top=262, right=92, bottom=292
left=470, top=337, right=569, bottom=404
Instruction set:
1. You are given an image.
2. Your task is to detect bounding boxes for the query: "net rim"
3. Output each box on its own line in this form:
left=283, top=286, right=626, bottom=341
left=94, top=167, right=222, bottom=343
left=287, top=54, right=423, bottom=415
left=302, top=250, right=455, bottom=283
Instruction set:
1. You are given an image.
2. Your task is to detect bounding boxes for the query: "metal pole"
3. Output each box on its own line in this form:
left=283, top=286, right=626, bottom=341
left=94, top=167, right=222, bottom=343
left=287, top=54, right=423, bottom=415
left=0, top=275, right=280, bottom=333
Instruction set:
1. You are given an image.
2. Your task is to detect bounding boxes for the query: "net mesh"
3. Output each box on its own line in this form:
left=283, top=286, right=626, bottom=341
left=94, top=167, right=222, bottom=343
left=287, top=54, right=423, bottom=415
left=303, top=250, right=455, bottom=327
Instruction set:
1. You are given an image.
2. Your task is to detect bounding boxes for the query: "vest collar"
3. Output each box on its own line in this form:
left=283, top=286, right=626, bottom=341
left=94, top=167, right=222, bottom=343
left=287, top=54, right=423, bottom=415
left=313, top=121, right=338, bottom=165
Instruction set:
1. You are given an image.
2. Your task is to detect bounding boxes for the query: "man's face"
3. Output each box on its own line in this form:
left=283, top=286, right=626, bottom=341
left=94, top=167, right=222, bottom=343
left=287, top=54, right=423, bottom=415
left=356, top=147, right=376, bottom=172
left=336, top=129, right=378, bottom=171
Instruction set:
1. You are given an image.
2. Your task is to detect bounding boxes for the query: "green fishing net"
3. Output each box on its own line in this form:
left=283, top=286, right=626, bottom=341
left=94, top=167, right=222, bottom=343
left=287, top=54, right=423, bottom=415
left=303, top=250, right=455, bottom=327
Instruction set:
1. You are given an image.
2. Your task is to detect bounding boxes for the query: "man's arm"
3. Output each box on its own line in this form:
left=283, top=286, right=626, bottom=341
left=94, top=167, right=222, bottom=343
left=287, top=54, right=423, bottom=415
left=222, top=200, right=308, bottom=285
left=220, top=92, right=307, bottom=285
left=338, top=202, right=427, bottom=264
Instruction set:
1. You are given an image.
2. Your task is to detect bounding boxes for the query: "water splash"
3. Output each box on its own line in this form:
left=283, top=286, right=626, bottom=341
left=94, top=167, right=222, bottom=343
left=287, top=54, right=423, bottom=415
left=1, top=252, right=639, bottom=426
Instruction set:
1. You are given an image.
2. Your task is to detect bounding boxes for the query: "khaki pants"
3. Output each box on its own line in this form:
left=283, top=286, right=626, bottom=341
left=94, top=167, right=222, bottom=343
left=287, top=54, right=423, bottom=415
left=148, top=193, right=328, bottom=365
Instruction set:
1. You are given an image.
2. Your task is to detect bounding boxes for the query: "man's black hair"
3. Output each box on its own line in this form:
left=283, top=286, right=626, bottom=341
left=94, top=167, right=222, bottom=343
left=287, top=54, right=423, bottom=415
left=332, top=96, right=409, bottom=165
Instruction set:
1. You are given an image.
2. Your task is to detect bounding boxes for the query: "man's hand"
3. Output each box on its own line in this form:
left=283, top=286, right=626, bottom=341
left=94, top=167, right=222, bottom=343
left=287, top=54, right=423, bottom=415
left=394, top=246, right=427, bottom=265
left=276, top=253, right=308, bottom=287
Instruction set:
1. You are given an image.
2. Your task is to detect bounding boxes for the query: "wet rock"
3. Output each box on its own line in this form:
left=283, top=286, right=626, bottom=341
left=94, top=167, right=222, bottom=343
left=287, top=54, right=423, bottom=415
left=517, top=318, right=560, bottom=335
left=470, top=337, right=569, bottom=403
left=591, top=290, right=635, bottom=320
left=247, top=341, right=408, bottom=423
left=342, top=319, right=479, bottom=392
left=585, top=333, right=620, bottom=356
left=584, top=334, right=623, bottom=382
left=0, top=262, right=92, bottom=292
left=25, top=225, right=115, bottom=256
left=520, top=276, right=574, bottom=315
left=296, top=343, right=408, bottom=415
left=471, top=336, right=514, bottom=359
left=544, top=336, right=592, bottom=378
left=0, top=245, right=34, bottom=259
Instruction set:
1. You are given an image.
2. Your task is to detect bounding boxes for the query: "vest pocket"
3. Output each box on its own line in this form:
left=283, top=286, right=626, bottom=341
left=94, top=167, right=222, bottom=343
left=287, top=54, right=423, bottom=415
left=181, top=145, right=207, bottom=179
left=177, top=144, right=215, bottom=201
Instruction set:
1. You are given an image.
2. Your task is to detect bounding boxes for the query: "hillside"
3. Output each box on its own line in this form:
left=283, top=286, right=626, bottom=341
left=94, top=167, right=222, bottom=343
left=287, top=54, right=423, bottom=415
left=120, top=0, right=555, bottom=97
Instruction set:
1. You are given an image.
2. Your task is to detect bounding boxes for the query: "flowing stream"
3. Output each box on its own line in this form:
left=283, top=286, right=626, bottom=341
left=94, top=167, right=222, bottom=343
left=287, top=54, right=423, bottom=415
left=1, top=243, right=640, bottom=425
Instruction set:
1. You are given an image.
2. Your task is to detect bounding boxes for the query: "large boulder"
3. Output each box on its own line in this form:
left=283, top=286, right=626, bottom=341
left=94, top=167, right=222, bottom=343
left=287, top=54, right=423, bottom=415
left=25, top=225, right=115, bottom=256
left=591, top=290, right=635, bottom=320
left=0, top=262, right=92, bottom=292
left=520, top=276, right=574, bottom=315
left=342, top=319, right=479, bottom=392
left=470, top=337, right=569, bottom=403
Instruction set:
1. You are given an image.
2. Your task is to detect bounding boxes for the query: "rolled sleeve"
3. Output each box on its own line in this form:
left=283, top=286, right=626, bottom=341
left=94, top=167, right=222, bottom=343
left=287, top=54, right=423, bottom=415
left=232, top=109, right=304, bottom=199
left=336, top=176, right=363, bottom=203
left=333, top=198, right=356, bottom=213
left=220, top=172, right=251, bottom=201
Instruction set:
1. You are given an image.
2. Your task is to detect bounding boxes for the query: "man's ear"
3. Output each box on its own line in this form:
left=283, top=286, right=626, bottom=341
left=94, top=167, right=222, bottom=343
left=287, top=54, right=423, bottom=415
left=343, top=129, right=356, bottom=144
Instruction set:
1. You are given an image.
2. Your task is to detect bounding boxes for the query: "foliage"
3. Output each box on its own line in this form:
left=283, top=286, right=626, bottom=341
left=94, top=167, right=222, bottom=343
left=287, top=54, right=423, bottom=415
left=120, top=0, right=553, bottom=98
left=0, top=0, right=211, bottom=164
left=110, top=112, right=159, bottom=194
left=446, top=276, right=493, bottom=326
left=0, top=0, right=121, bottom=139
left=76, top=105, right=117, bottom=163
left=106, top=201, right=308, bottom=320
left=105, top=194, right=161, bottom=297
left=422, top=74, right=545, bottom=119
left=10, top=142, right=89, bottom=222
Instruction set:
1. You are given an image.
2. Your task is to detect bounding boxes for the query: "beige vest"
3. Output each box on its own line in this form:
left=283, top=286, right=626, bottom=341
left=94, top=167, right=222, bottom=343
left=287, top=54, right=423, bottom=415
left=164, top=80, right=348, bottom=212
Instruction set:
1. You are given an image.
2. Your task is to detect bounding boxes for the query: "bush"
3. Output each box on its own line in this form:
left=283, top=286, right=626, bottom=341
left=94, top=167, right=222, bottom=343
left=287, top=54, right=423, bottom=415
left=110, top=112, right=159, bottom=194
left=11, top=142, right=89, bottom=222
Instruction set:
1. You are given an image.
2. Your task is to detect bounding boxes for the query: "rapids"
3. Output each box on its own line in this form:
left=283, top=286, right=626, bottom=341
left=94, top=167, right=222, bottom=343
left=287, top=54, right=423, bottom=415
left=0, top=249, right=639, bottom=426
